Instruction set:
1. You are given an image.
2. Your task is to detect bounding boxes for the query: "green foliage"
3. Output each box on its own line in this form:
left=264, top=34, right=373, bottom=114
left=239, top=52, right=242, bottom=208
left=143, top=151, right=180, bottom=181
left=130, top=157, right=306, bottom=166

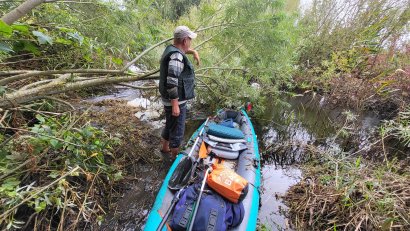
left=172, top=0, right=301, bottom=114
left=382, top=106, right=410, bottom=147
left=0, top=20, right=13, bottom=37
left=296, top=0, right=410, bottom=93
left=154, top=0, right=201, bottom=21
left=0, top=113, right=121, bottom=229
left=32, top=31, right=53, bottom=45
left=0, top=1, right=169, bottom=69
left=0, top=19, right=99, bottom=69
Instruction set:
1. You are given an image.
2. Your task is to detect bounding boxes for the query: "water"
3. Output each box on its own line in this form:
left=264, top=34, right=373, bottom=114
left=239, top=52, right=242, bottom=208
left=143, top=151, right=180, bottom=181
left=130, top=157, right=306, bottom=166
left=255, top=95, right=337, bottom=230
left=89, top=85, right=381, bottom=230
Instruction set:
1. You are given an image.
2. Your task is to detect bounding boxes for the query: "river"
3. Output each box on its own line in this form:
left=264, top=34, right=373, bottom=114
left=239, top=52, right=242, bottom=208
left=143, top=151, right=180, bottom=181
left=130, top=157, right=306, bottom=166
left=89, top=84, right=381, bottom=230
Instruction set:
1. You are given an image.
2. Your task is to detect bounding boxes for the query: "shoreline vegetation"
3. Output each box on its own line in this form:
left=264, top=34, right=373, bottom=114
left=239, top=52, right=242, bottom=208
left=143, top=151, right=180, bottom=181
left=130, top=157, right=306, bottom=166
left=1, top=0, right=409, bottom=230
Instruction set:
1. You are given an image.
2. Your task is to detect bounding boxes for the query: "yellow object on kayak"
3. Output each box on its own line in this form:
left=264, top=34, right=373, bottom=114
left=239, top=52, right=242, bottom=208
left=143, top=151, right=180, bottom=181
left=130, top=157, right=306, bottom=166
left=199, top=141, right=207, bottom=158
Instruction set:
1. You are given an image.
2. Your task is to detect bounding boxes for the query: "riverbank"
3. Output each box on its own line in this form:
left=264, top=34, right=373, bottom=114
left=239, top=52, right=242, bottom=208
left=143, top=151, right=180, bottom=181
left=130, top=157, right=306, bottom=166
left=87, top=90, right=410, bottom=231
left=273, top=91, right=410, bottom=230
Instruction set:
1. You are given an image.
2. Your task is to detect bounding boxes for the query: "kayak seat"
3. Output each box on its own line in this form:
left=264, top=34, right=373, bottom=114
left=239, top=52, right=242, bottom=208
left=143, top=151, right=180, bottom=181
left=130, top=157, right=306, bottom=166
left=207, top=123, right=245, bottom=139
left=207, top=135, right=246, bottom=144
left=211, top=147, right=239, bottom=160
left=204, top=136, right=247, bottom=160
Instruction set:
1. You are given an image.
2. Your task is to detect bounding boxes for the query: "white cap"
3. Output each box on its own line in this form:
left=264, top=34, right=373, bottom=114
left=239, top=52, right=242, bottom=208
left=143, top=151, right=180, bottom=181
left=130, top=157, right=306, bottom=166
left=174, top=26, right=197, bottom=39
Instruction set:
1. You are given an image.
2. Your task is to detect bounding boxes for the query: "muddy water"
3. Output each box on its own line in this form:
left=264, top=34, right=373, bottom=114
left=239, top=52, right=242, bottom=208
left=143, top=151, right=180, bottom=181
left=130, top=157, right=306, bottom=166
left=256, top=94, right=381, bottom=230
left=256, top=95, right=338, bottom=230
left=89, top=86, right=381, bottom=230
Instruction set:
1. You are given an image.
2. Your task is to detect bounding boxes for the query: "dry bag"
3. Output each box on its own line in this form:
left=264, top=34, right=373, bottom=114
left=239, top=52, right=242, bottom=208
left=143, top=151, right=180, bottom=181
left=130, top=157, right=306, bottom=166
left=207, top=164, right=248, bottom=203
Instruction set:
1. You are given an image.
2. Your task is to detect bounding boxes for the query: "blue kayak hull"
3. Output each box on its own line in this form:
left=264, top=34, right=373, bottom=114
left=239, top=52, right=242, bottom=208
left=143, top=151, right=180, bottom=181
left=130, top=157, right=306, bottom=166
left=144, top=109, right=261, bottom=231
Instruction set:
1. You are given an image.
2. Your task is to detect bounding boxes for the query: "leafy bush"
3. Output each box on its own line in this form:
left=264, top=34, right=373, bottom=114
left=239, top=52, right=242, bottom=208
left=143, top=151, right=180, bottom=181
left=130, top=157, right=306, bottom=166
left=0, top=113, right=121, bottom=229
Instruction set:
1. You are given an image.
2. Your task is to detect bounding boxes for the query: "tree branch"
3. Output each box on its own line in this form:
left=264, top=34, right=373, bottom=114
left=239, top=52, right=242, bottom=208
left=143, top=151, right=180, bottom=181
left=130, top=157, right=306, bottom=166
left=0, top=69, right=122, bottom=86
left=1, top=0, right=46, bottom=25
left=121, top=38, right=173, bottom=72
left=0, top=69, right=159, bottom=108
left=0, top=166, right=80, bottom=222
left=196, top=67, right=247, bottom=72
left=115, top=83, right=157, bottom=90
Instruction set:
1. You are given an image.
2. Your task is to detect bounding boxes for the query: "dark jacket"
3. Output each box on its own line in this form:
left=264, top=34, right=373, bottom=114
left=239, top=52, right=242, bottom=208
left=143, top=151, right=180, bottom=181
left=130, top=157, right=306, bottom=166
left=159, top=45, right=195, bottom=101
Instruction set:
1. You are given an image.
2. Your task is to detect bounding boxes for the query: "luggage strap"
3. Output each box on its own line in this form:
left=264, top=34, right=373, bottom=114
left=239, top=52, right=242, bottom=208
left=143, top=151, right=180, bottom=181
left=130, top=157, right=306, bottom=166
left=207, top=208, right=218, bottom=231
left=179, top=203, right=194, bottom=228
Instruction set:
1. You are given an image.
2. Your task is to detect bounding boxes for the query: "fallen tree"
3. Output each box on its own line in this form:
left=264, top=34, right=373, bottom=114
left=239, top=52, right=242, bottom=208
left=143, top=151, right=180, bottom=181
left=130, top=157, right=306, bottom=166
left=0, top=23, right=247, bottom=109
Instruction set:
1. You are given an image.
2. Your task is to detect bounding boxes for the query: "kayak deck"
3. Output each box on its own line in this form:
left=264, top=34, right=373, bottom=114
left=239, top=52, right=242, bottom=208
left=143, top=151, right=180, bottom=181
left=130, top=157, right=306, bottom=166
left=144, top=109, right=261, bottom=231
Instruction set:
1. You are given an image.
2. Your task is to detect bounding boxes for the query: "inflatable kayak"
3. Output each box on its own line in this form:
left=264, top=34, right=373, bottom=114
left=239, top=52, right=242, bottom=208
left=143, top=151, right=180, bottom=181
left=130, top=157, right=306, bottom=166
left=144, top=109, right=261, bottom=231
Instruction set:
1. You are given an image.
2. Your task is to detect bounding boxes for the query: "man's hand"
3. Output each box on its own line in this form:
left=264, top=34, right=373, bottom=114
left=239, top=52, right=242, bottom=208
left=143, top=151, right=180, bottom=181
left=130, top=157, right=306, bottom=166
left=171, top=99, right=180, bottom=117
left=187, top=49, right=201, bottom=66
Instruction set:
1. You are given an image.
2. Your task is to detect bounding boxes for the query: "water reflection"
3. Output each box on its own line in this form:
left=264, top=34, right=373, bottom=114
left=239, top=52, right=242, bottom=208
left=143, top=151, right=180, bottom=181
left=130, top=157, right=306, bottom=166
left=256, top=95, right=339, bottom=230
left=259, top=166, right=301, bottom=231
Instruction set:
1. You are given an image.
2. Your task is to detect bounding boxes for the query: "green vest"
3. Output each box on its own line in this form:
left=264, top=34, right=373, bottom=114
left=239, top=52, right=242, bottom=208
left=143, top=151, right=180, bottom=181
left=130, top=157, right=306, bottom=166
left=159, top=45, right=195, bottom=101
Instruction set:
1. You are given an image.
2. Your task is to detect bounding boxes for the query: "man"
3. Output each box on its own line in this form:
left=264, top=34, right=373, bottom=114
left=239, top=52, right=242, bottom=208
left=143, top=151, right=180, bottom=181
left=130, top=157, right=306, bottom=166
left=159, top=26, right=200, bottom=160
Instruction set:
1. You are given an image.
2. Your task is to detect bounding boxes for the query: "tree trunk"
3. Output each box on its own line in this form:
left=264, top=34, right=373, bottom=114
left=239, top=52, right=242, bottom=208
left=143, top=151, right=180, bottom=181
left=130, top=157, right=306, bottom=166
left=1, top=0, right=46, bottom=25
left=0, top=70, right=159, bottom=108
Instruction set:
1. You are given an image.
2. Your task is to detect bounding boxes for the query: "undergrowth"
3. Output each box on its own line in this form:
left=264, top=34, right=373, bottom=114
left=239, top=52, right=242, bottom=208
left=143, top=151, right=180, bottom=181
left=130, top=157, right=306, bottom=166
left=284, top=148, right=410, bottom=230
left=0, top=107, right=124, bottom=230
left=283, top=108, right=410, bottom=231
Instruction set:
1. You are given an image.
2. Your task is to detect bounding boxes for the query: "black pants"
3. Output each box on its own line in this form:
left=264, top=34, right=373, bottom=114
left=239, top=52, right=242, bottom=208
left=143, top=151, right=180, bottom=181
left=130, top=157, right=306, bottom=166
left=161, top=103, right=186, bottom=148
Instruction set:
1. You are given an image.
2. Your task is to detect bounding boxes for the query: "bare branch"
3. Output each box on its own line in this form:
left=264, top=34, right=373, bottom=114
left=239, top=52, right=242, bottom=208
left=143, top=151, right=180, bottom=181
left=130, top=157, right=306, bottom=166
left=0, top=166, right=81, bottom=222
left=1, top=0, right=46, bottom=25
left=196, top=67, right=247, bottom=72
left=115, top=83, right=157, bottom=90
left=121, top=37, right=173, bottom=72
left=0, top=69, right=159, bottom=108
left=0, top=70, right=30, bottom=77
left=0, top=69, right=122, bottom=86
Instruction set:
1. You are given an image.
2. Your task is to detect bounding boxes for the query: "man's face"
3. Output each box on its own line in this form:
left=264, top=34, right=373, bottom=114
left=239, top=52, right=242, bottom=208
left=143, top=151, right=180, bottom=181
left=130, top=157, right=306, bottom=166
left=182, top=37, right=192, bottom=52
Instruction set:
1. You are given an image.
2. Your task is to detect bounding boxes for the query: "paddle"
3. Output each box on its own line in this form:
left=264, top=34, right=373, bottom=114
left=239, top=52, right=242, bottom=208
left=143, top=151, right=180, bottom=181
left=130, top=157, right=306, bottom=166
left=156, top=187, right=184, bottom=231
left=187, top=167, right=212, bottom=231
left=168, top=118, right=209, bottom=190
left=156, top=118, right=209, bottom=230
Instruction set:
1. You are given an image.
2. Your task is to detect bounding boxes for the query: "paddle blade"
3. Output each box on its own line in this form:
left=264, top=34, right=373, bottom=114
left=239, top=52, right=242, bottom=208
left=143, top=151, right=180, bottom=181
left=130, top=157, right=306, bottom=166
left=168, top=156, right=194, bottom=190
left=199, top=141, right=207, bottom=159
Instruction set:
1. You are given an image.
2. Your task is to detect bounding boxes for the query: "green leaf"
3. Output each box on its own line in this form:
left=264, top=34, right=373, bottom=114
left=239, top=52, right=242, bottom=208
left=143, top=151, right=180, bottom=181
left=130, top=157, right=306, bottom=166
left=35, top=114, right=45, bottom=123
left=11, top=24, right=29, bottom=34
left=50, top=139, right=59, bottom=148
left=32, top=31, right=53, bottom=45
left=112, top=57, right=123, bottom=65
left=0, top=42, right=13, bottom=53
left=113, top=171, right=123, bottom=181
left=24, top=42, right=40, bottom=55
left=68, top=32, right=84, bottom=45
left=48, top=172, right=59, bottom=179
left=13, top=41, right=40, bottom=55
left=35, top=200, right=47, bottom=213
left=83, top=54, right=92, bottom=62
left=1, top=178, right=20, bottom=191
left=97, top=215, right=104, bottom=226
left=81, top=128, right=92, bottom=138
left=57, top=26, right=74, bottom=33
left=55, top=38, right=73, bottom=45
left=0, top=20, right=12, bottom=37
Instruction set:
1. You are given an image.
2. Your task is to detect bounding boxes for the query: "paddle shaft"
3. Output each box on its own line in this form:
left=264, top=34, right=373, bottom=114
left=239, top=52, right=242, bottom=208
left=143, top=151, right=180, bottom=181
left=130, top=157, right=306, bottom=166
left=187, top=118, right=209, bottom=157
left=187, top=167, right=211, bottom=231
left=156, top=188, right=184, bottom=231
left=159, top=118, right=210, bottom=229
left=186, top=117, right=210, bottom=185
